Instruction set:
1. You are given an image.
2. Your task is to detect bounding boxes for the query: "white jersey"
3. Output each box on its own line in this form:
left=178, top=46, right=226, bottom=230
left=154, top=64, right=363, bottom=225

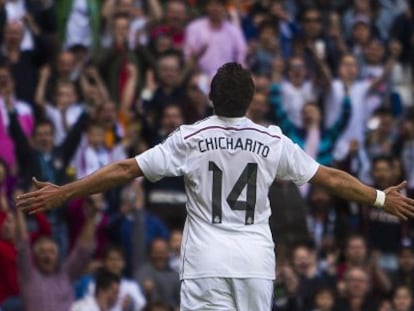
left=136, top=116, right=319, bottom=280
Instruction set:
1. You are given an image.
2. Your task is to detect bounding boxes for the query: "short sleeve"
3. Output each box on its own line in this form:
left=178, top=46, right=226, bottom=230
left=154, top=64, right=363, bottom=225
left=135, top=128, right=186, bottom=182
left=276, top=135, right=320, bottom=185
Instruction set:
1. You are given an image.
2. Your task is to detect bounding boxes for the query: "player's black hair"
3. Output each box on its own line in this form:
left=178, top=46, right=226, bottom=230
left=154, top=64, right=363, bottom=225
left=95, top=268, right=120, bottom=295
left=209, top=63, right=254, bottom=118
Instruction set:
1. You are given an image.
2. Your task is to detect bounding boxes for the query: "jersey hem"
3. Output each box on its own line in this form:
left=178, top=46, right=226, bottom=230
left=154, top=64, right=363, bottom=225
left=180, top=273, right=276, bottom=281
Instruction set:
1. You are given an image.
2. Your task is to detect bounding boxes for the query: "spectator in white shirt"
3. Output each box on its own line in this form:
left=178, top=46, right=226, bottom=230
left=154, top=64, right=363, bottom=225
left=77, top=246, right=147, bottom=311
left=71, top=269, right=120, bottom=311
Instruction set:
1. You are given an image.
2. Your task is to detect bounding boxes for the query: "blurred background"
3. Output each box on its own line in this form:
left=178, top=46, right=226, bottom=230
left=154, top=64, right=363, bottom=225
left=0, top=0, right=414, bottom=310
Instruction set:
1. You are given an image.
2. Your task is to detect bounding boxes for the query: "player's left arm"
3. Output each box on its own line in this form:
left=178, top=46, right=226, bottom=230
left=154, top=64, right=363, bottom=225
left=17, top=158, right=142, bottom=214
left=309, top=165, right=414, bottom=220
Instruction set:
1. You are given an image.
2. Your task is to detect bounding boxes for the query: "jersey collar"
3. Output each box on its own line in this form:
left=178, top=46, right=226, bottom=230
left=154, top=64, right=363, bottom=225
left=216, top=116, right=246, bottom=123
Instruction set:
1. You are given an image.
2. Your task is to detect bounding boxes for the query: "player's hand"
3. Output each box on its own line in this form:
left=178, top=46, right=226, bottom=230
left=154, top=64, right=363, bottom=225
left=383, top=181, right=414, bottom=220
left=16, top=177, right=65, bottom=214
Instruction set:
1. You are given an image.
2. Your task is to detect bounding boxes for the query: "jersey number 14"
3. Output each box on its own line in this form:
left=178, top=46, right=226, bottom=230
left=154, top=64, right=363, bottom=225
left=208, top=161, right=257, bottom=225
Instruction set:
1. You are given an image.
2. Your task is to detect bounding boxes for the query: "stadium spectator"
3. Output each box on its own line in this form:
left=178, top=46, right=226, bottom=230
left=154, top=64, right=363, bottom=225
left=291, top=243, right=336, bottom=310
left=119, top=178, right=169, bottom=276
left=70, top=269, right=121, bottom=311
left=0, top=20, right=48, bottom=106
left=390, top=246, right=414, bottom=292
left=392, top=285, right=413, bottom=311
left=183, top=0, right=247, bottom=77
left=67, top=194, right=109, bottom=259
left=2, top=1, right=414, bottom=310
left=76, top=245, right=146, bottom=311
left=246, top=91, right=270, bottom=126
left=95, top=13, right=138, bottom=109
left=16, top=195, right=98, bottom=311
left=336, top=267, right=377, bottom=311
left=0, top=64, right=33, bottom=175
left=58, top=0, right=102, bottom=52
left=0, top=189, right=51, bottom=309
left=150, top=0, right=188, bottom=51
left=36, top=80, right=84, bottom=145
left=363, top=156, right=404, bottom=271
left=135, top=238, right=180, bottom=309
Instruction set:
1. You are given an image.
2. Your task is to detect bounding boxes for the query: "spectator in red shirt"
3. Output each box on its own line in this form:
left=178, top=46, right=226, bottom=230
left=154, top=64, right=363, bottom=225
left=0, top=187, right=51, bottom=308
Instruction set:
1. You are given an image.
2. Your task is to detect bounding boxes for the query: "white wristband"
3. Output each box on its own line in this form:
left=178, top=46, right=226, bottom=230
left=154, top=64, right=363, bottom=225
left=374, top=190, right=386, bottom=208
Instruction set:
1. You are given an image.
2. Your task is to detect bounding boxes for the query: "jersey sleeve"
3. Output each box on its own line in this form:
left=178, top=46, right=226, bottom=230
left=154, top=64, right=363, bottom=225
left=276, top=134, right=320, bottom=185
left=135, top=128, right=186, bottom=182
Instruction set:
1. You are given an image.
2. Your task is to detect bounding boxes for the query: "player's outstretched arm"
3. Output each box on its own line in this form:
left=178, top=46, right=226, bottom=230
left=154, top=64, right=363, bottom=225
left=309, top=165, right=414, bottom=220
left=16, top=158, right=142, bottom=214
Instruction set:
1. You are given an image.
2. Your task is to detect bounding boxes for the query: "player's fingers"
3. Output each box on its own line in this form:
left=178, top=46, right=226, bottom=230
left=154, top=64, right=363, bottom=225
left=393, top=181, right=407, bottom=192
left=32, top=177, right=50, bottom=190
left=28, top=206, right=47, bottom=215
left=391, top=207, right=408, bottom=220
left=401, top=205, right=414, bottom=218
left=403, top=196, right=414, bottom=207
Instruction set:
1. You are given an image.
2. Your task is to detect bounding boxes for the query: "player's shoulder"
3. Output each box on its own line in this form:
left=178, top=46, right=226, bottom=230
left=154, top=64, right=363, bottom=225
left=179, top=116, right=215, bottom=139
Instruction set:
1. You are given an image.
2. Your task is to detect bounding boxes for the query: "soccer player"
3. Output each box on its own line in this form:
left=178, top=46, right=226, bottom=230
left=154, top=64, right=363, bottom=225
left=17, top=63, right=414, bottom=311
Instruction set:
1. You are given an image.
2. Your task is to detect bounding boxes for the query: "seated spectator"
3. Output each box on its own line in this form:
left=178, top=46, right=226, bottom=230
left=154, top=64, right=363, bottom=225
left=183, top=0, right=247, bottom=78
left=392, top=285, right=413, bottom=311
left=0, top=64, right=34, bottom=175
left=135, top=238, right=180, bottom=309
left=336, top=267, right=378, bottom=311
left=76, top=245, right=146, bottom=311
left=16, top=198, right=98, bottom=311
left=71, top=269, right=120, bottom=311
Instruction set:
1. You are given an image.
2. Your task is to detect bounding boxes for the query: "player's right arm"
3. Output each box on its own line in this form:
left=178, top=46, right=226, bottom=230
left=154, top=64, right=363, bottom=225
left=309, top=165, right=414, bottom=220
left=16, top=158, right=142, bottom=214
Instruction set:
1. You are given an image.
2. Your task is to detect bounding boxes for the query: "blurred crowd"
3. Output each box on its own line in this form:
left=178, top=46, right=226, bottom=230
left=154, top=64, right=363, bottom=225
left=0, top=0, right=413, bottom=310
